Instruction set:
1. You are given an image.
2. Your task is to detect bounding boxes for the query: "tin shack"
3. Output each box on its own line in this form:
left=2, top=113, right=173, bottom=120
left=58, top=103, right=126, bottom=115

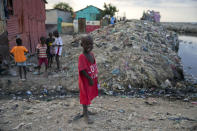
left=0, top=0, right=47, bottom=56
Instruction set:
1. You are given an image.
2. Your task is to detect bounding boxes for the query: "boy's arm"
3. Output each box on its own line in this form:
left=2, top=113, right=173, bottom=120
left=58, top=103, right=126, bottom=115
left=36, top=48, right=39, bottom=59
left=37, top=48, right=39, bottom=54
left=10, top=47, right=14, bottom=54
left=80, top=70, right=94, bottom=86
left=24, top=47, right=29, bottom=55
left=59, top=38, right=63, bottom=46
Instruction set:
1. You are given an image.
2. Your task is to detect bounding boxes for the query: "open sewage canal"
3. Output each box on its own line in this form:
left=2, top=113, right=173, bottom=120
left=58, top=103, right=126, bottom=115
left=178, top=35, right=197, bottom=83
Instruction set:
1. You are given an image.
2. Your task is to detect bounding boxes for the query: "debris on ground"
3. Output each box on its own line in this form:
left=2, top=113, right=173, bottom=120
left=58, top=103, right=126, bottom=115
left=0, top=97, right=196, bottom=130
left=0, top=20, right=196, bottom=101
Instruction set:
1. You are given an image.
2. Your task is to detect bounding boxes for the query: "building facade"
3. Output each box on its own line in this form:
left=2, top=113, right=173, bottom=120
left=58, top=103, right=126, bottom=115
left=46, top=9, right=73, bottom=34
left=74, top=5, right=102, bottom=33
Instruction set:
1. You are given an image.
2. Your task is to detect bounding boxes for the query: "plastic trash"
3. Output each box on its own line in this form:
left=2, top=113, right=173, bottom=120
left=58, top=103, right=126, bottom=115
left=26, top=91, right=32, bottom=95
left=111, top=68, right=120, bottom=75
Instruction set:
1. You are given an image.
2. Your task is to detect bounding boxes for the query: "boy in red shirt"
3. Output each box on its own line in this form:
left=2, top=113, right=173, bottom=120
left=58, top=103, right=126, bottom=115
left=36, top=37, right=48, bottom=74
left=78, top=35, right=98, bottom=124
left=10, top=38, right=28, bottom=80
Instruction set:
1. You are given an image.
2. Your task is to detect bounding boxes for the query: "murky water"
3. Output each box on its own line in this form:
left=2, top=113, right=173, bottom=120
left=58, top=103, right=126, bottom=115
left=178, top=35, right=197, bottom=81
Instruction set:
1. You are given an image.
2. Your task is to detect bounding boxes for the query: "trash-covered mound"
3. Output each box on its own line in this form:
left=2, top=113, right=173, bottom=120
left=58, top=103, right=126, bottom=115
left=62, top=20, right=185, bottom=94
left=0, top=20, right=196, bottom=100
left=89, top=20, right=184, bottom=93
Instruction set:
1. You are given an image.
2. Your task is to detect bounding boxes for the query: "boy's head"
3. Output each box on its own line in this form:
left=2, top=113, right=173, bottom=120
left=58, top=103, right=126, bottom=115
left=53, top=31, right=59, bottom=37
left=40, top=36, right=46, bottom=44
left=81, top=35, right=94, bottom=53
left=16, top=38, right=22, bottom=46
left=48, top=32, right=53, bottom=38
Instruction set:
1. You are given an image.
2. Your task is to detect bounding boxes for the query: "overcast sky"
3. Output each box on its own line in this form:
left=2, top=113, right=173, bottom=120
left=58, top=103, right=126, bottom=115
left=46, top=0, right=197, bottom=22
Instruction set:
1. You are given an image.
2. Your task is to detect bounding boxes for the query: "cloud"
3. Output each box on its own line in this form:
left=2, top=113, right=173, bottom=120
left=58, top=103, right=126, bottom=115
left=46, top=0, right=110, bottom=10
left=45, top=0, right=197, bottom=22
left=110, top=0, right=197, bottom=8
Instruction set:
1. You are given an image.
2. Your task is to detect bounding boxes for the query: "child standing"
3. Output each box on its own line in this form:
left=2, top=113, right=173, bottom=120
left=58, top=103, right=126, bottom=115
left=10, top=38, right=28, bottom=80
left=46, top=32, right=55, bottom=68
left=78, top=35, right=98, bottom=124
left=53, top=31, right=63, bottom=70
left=36, top=37, right=48, bottom=74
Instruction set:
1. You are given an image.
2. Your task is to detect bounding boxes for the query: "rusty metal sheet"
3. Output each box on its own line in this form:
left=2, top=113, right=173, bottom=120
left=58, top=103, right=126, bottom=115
left=6, top=0, right=47, bottom=53
left=7, top=16, right=18, bottom=40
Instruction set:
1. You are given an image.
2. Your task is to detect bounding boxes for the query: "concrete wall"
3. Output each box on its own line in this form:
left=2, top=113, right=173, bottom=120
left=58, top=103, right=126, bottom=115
left=61, top=22, right=74, bottom=34
left=46, top=9, right=73, bottom=24
left=45, top=24, right=57, bottom=34
left=56, top=10, right=73, bottom=23
left=73, top=20, right=78, bottom=33
left=46, top=10, right=58, bottom=24
left=46, top=9, right=73, bottom=34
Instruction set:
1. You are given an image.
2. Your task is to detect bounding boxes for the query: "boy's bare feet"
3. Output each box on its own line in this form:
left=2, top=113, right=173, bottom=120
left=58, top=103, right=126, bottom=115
left=84, top=115, right=94, bottom=124
left=68, top=113, right=83, bottom=123
left=88, top=111, right=97, bottom=115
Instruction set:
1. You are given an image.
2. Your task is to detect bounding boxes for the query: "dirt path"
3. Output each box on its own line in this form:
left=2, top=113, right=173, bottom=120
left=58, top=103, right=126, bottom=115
left=0, top=96, right=196, bottom=131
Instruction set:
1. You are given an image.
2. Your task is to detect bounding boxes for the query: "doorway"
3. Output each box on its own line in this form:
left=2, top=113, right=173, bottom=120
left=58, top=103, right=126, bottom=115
left=78, top=18, right=86, bottom=33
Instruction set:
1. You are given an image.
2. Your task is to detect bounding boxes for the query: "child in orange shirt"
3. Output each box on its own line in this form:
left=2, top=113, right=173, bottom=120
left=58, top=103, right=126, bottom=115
left=10, top=38, right=28, bottom=80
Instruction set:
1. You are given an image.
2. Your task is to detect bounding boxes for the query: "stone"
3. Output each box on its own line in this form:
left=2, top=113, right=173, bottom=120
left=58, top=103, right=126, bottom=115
left=13, top=122, right=26, bottom=130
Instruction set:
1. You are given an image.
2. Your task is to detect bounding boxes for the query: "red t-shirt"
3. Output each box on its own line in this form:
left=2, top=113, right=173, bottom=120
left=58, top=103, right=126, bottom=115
left=78, top=53, right=98, bottom=105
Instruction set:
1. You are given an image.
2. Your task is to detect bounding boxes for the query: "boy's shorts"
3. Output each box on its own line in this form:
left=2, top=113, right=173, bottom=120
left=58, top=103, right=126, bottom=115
left=47, top=53, right=54, bottom=58
left=38, top=58, right=48, bottom=66
left=17, top=61, right=26, bottom=66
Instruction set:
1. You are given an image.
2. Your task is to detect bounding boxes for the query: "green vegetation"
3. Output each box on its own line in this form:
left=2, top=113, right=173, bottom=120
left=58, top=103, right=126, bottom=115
left=101, top=3, right=118, bottom=17
left=54, top=2, right=73, bottom=14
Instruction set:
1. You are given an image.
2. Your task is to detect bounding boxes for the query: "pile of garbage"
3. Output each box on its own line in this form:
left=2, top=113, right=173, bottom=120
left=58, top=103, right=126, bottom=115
left=60, top=20, right=197, bottom=98
left=0, top=20, right=196, bottom=100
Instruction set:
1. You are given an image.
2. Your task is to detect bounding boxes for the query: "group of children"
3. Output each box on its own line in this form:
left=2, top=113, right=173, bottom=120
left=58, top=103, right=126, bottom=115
left=10, top=31, right=63, bottom=80
left=10, top=34, right=98, bottom=124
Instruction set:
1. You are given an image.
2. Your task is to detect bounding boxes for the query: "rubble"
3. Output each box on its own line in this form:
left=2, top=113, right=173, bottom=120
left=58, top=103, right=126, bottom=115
left=50, top=20, right=196, bottom=100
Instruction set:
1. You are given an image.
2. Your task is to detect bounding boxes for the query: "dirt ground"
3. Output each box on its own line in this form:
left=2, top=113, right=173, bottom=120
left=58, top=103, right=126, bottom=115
left=0, top=27, right=196, bottom=131
left=0, top=96, right=197, bottom=131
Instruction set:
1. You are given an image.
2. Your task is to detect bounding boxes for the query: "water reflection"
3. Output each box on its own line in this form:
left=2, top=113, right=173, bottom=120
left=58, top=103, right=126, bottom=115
left=178, top=35, right=197, bottom=81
